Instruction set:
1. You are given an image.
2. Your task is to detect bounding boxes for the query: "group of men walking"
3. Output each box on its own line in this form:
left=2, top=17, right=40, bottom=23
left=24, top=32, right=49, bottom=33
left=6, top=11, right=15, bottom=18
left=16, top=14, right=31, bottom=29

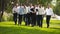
left=12, top=3, right=54, bottom=28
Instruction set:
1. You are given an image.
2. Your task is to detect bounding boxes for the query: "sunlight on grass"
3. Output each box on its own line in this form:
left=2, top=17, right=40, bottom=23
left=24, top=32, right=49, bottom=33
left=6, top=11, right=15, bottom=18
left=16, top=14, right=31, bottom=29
left=0, top=20, right=60, bottom=34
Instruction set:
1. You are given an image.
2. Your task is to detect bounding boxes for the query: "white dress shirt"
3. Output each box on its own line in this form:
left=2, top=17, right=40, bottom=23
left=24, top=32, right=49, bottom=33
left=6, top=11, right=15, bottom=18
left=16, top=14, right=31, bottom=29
left=38, top=7, right=44, bottom=15
left=19, top=6, right=24, bottom=15
left=46, top=8, right=54, bottom=15
left=28, top=6, right=34, bottom=13
left=35, top=6, right=39, bottom=15
left=24, top=6, right=29, bottom=14
left=12, top=6, right=20, bottom=14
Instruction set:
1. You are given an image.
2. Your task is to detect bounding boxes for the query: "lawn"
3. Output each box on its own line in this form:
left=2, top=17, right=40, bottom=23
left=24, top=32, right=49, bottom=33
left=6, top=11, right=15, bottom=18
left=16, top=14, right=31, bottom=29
left=0, top=20, right=60, bottom=34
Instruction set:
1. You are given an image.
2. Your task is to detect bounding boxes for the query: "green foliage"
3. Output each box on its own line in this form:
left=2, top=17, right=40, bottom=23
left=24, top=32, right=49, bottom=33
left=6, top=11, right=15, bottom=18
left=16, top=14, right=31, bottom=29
left=7, top=15, right=13, bottom=21
left=5, top=3, right=12, bottom=13
left=19, top=0, right=52, bottom=5
left=2, top=12, right=13, bottom=21
left=54, top=1, right=60, bottom=15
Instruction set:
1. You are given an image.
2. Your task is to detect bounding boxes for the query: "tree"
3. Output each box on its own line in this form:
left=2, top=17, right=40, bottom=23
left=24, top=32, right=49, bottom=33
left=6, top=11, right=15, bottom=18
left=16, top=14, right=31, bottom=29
left=0, top=0, right=5, bottom=22
left=0, top=0, right=12, bottom=22
left=54, top=0, right=60, bottom=16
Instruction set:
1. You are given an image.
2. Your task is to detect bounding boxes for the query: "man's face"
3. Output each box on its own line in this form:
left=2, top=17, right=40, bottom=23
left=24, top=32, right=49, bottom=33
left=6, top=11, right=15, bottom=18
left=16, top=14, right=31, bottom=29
left=47, top=5, right=50, bottom=9
left=16, top=4, right=19, bottom=7
left=39, top=4, right=41, bottom=8
left=30, top=4, right=32, bottom=6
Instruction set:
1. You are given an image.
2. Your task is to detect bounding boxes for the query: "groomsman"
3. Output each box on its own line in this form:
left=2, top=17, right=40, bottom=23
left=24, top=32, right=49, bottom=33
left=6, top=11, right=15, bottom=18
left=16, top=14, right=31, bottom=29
left=26, top=5, right=31, bottom=26
left=18, top=4, right=24, bottom=25
left=46, top=5, right=54, bottom=28
left=35, top=4, right=39, bottom=26
left=12, top=4, right=19, bottom=25
left=24, top=5, right=29, bottom=26
left=29, top=4, right=36, bottom=27
left=31, top=5, right=36, bottom=27
left=37, top=4, right=44, bottom=27
left=27, top=4, right=34, bottom=26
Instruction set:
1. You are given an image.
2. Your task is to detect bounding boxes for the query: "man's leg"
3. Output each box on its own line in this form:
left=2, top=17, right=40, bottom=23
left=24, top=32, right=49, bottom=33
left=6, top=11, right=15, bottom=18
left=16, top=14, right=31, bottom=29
left=46, top=15, right=51, bottom=28
left=18, top=15, right=22, bottom=25
left=13, top=13, right=17, bottom=25
left=40, top=15, right=43, bottom=28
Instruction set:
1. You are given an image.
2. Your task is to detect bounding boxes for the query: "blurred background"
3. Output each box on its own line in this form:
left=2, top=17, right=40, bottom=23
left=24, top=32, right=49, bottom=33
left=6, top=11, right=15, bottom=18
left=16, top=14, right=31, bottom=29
left=0, top=0, right=60, bottom=22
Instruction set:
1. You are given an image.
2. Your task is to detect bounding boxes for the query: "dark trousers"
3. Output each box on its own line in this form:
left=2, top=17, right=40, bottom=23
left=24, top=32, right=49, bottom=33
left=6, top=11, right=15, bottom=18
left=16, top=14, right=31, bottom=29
left=24, top=14, right=28, bottom=25
left=31, top=13, right=36, bottom=27
left=13, top=13, right=17, bottom=25
left=46, top=15, right=51, bottom=28
left=36, top=15, right=39, bottom=26
left=37, top=15, right=43, bottom=27
left=18, top=14, right=23, bottom=25
left=27, top=13, right=32, bottom=25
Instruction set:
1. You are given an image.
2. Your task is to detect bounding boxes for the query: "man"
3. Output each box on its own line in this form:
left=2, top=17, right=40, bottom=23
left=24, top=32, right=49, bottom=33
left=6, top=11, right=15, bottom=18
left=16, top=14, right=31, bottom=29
left=18, top=4, right=24, bottom=25
left=35, top=4, right=39, bottom=26
left=24, top=5, right=29, bottom=26
left=46, top=5, right=54, bottom=28
left=37, top=4, right=44, bottom=27
left=29, top=4, right=36, bottom=27
left=27, top=4, right=34, bottom=26
left=31, top=5, right=36, bottom=27
left=12, top=4, right=19, bottom=25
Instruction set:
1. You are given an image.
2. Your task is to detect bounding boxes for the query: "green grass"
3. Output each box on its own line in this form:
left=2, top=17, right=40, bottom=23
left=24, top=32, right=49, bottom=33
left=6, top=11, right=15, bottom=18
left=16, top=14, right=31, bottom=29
left=0, top=20, right=60, bottom=34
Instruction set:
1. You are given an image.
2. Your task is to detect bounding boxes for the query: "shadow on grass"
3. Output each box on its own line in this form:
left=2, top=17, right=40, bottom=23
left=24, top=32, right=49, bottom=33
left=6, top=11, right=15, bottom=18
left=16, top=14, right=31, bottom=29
left=0, top=26, right=60, bottom=34
left=50, top=27, right=60, bottom=30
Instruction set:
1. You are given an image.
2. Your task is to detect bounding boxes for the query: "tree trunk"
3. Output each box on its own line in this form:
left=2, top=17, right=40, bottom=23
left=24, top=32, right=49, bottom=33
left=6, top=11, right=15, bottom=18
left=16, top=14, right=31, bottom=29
left=0, top=0, right=5, bottom=22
